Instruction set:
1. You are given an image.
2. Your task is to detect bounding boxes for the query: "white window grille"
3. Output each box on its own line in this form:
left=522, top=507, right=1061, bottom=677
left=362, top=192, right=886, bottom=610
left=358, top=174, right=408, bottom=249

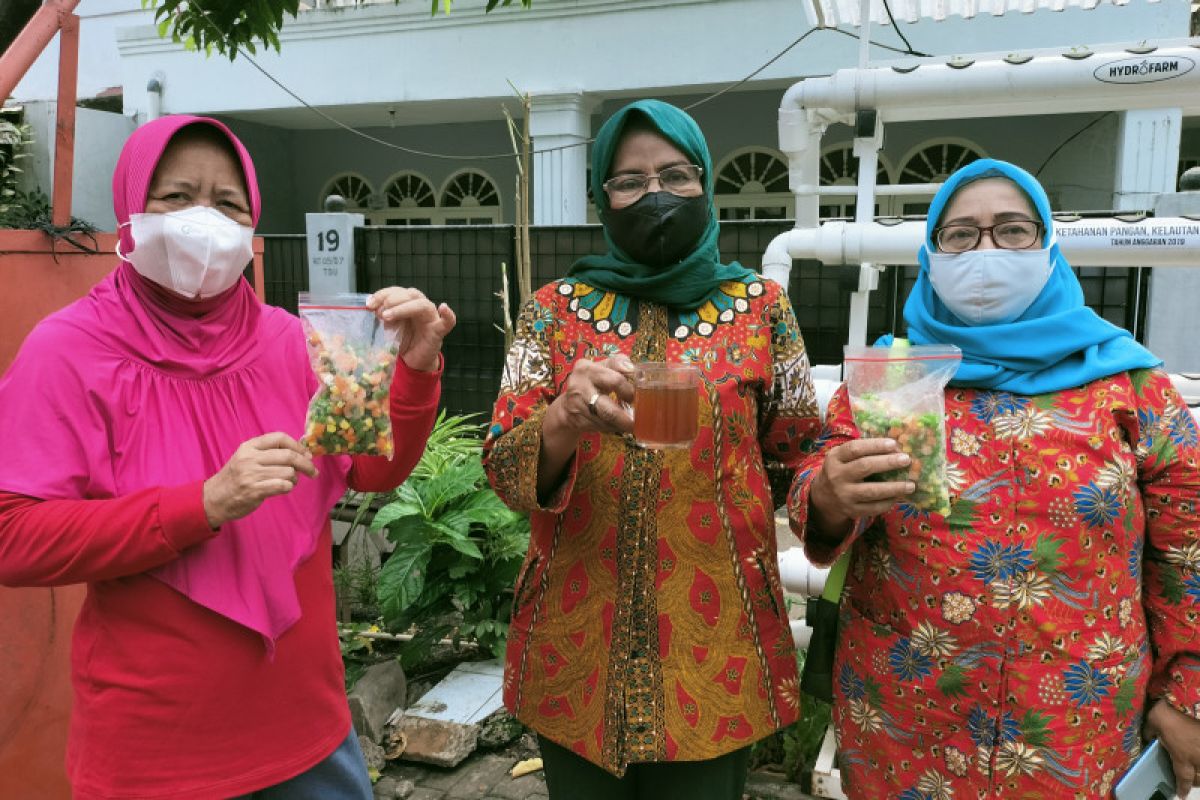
left=319, top=173, right=373, bottom=212
left=714, top=147, right=791, bottom=221
left=818, top=144, right=894, bottom=219
left=439, top=170, right=502, bottom=226
left=373, top=171, right=437, bottom=226
left=894, top=139, right=986, bottom=215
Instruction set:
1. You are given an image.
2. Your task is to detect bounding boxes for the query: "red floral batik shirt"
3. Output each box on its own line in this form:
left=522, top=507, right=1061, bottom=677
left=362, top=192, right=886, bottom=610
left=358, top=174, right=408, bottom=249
left=789, top=369, right=1200, bottom=799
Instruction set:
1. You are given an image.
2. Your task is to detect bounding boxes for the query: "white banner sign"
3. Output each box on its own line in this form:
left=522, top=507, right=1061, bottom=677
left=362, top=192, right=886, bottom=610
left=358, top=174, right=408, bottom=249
left=1056, top=219, right=1200, bottom=260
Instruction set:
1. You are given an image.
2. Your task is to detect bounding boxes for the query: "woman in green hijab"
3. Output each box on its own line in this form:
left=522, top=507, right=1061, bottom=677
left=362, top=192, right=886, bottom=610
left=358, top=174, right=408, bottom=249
left=484, top=100, right=822, bottom=799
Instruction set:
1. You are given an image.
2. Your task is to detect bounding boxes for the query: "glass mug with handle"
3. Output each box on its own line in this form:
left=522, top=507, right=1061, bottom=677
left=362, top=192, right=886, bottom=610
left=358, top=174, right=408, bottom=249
left=629, top=362, right=701, bottom=449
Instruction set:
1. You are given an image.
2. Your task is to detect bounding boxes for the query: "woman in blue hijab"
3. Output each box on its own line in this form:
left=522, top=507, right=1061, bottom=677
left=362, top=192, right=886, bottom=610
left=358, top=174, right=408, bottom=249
left=788, top=159, right=1200, bottom=798
left=900, top=158, right=1160, bottom=394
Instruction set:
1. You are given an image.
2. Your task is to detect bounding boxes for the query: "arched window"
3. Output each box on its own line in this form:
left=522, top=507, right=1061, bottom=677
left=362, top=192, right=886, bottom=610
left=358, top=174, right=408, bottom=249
left=818, top=144, right=893, bottom=219
left=898, top=140, right=985, bottom=183
left=440, top=170, right=501, bottom=225
left=714, top=147, right=790, bottom=221
left=895, top=139, right=986, bottom=215
left=319, top=173, right=373, bottom=211
left=375, top=171, right=437, bottom=226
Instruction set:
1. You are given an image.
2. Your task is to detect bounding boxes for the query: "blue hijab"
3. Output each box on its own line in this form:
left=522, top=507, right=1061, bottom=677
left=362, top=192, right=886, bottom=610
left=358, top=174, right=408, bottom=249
left=894, top=158, right=1160, bottom=394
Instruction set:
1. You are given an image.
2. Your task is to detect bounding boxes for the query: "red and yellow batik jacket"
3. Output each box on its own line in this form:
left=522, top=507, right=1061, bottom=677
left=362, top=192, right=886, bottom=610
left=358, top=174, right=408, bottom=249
left=485, top=275, right=822, bottom=774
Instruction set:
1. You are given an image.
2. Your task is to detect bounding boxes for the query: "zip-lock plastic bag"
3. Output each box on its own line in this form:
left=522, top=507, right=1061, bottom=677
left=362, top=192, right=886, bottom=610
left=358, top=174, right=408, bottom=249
left=843, top=341, right=962, bottom=516
left=299, top=292, right=401, bottom=458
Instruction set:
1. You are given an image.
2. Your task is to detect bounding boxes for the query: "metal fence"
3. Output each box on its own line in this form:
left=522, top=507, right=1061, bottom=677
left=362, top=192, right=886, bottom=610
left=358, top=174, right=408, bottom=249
left=261, top=235, right=309, bottom=314
left=359, top=225, right=514, bottom=418
left=261, top=223, right=1149, bottom=418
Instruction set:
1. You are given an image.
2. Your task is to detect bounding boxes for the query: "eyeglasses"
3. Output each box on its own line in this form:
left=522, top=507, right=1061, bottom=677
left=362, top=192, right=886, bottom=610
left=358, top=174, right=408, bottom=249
left=602, top=164, right=703, bottom=203
left=934, top=220, right=1043, bottom=253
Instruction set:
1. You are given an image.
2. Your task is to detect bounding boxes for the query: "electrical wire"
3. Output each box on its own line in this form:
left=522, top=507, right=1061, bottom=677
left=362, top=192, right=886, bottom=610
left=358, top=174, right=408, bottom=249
left=824, top=25, right=926, bottom=56
left=878, top=0, right=930, bottom=57
left=184, top=3, right=927, bottom=161
left=1034, top=112, right=1113, bottom=177
left=236, top=54, right=514, bottom=160
left=683, top=29, right=826, bottom=111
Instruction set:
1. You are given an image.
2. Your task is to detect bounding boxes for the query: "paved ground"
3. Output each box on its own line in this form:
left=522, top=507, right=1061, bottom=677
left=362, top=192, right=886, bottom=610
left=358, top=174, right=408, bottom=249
left=377, top=752, right=818, bottom=800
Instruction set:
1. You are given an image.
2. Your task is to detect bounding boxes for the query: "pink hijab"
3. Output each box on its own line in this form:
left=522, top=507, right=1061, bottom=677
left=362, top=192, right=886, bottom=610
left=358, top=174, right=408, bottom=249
left=0, top=116, right=351, bottom=650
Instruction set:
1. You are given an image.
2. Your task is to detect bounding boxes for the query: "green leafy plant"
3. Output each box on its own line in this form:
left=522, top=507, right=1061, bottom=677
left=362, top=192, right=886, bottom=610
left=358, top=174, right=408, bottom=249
left=0, top=187, right=47, bottom=230
left=332, top=560, right=381, bottom=621
left=409, top=411, right=490, bottom=476
left=749, top=648, right=833, bottom=785
left=370, top=413, right=529, bottom=667
left=0, top=120, right=31, bottom=215
left=0, top=185, right=97, bottom=237
left=337, top=623, right=374, bottom=690
left=0, top=122, right=98, bottom=235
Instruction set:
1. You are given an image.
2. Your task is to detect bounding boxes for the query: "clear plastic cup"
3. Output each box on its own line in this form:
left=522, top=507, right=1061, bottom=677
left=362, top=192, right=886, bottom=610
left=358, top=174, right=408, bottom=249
left=632, top=363, right=701, bottom=449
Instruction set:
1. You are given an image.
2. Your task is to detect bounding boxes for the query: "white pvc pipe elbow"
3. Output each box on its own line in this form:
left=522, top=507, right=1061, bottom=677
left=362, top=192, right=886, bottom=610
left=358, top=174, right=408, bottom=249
left=778, top=546, right=831, bottom=597
left=791, top=619, right=813, bottom=650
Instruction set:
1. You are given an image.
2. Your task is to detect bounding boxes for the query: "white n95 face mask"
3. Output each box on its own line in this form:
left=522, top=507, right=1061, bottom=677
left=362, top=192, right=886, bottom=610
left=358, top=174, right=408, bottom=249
left=928, top=247, right=1054, bottom=326
left=119, top=205, right=254, bottom=299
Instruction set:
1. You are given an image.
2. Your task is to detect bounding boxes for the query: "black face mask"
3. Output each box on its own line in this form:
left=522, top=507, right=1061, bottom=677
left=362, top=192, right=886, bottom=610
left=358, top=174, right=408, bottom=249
left=602, top=191, right=710, bottom=267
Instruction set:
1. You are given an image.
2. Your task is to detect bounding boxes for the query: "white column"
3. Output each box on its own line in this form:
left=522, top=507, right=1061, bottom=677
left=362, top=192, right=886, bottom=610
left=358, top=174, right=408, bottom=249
left=847, top=117, right=884, bottom=348
left=530, top=92, right=594, bottom=226
left=1112, top=108, right=1182, bottom=211
left=1112, top=108, right=1188, bottom=369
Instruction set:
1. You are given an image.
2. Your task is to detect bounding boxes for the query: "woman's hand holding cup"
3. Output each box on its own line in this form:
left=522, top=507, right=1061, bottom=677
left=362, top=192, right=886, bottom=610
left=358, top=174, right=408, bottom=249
left=546, top=355, right=636, bottom=440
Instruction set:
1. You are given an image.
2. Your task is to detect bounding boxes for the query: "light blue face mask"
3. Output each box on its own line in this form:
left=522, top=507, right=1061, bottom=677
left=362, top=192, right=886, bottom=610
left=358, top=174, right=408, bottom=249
left=927, top=247, right=1054, bottom=326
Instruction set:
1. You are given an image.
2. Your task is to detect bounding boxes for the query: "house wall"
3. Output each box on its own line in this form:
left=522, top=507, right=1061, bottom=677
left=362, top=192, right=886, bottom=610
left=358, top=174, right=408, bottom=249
left=285, top=118, right=519, bottom=232
left=9, top=0, right=1190, bottom=233
left=107, top=0, right=1189, bottom=118
left=7, top=0, right=1195, bottom=360
left=11, top=0, right=146, bottom=102
left=217, top=117, right=299, bottom=234
left=18, top=102, right=136, bottom=231
left=277, top=94, right=1122, bottom=229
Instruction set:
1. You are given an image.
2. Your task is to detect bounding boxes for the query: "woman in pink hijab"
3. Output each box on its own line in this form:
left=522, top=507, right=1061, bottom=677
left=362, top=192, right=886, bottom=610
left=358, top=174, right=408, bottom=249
left=0, top=116, right=455, bottom=799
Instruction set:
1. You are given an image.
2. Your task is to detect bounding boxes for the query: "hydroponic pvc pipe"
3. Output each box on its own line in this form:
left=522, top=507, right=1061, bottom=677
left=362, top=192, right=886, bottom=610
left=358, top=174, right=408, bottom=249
left=762, top=217, right=1200, bottom=276
left=783, top=41, right=1200, bottom=123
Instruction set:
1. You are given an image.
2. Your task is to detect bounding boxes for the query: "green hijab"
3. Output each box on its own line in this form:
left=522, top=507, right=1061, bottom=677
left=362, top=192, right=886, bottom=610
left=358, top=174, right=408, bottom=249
left=567, top=99, right=756, bottom=310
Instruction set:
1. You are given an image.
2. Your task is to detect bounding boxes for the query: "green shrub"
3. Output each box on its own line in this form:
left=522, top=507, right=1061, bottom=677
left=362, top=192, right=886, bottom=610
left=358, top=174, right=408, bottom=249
left=750, top=648, right=833, bottom=784
left=0, top=120, right=96, bottom=233
left=0, top=120, right=34, bottom=226
left=369, top=412, right=529, bottom=667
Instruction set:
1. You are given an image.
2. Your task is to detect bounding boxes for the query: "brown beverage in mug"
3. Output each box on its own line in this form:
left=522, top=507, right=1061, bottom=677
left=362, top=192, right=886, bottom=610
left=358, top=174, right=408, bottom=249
left=632, top=363, right=700, bottom=449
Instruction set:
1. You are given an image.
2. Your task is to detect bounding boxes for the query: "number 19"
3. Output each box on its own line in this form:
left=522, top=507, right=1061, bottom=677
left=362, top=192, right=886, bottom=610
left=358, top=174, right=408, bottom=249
left=317, top=230, right=340, bottom=252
